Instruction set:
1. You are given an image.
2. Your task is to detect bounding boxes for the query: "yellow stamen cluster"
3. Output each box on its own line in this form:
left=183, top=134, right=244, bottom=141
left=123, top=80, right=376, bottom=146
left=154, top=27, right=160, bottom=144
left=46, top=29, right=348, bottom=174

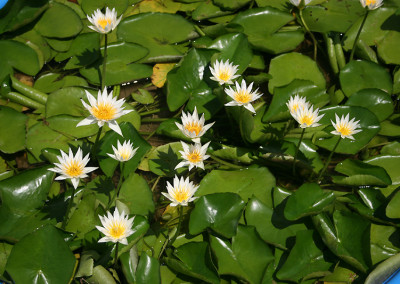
left=185, top=122, right=202, bottom=136
left=98, top=18, right=112, bottom=29
left=92, top=103, right=117, bottom=121
left=172, top=187, right=190, bottom=203
left=110, top=223, right=125, bottom=239
left=234, top=91, right=251, bottom=104
left=187, top=150, right=202, bottom=163
left=65, top=161, right=84, bottom=177
left=365, top=0, right=376, bottom=5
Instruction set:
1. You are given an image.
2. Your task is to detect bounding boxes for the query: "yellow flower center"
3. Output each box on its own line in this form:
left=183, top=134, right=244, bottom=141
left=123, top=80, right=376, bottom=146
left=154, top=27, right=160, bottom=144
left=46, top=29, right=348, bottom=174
left=234, top=91, right=251, bottom=104
left=365, top=0, right=376, bottom=5
left=97, top=18, right=112, bottom=29
left=299, top=115, right=314, bottom=126
left=337, top=124, right=351, bottom=136
left=185, top=122, right=202, bottom=136
left=92, top=103, right=117, bottom=121
left=119, top=150, right=131, bottom=161
left=291, top=104, right=299, bottom=113
left=110, top=223, right=125, bottom=239
left=65, top=160, right=84, bottom=177
left=173, top=187, right=190, bottom=203
left=187, top=150, right=202, bottom=163
left=219, top=71, right=230, bottom=82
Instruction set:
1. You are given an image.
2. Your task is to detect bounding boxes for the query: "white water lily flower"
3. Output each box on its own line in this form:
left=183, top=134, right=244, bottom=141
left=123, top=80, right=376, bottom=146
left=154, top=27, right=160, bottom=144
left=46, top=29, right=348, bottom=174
left=175, top=141, right=210, bottom=171
left=224, top=80, right=263, bottom=114
left=107, top=140, right=138, bottom=162
left=96, top=209, right=135, bottom=245
left=210, top=59, right=240, bottom=85
left=293, top=104, right=324, bottom=128
left=360, top=0, right=383, bottom=10
left=175, top=107, right=214, bottom=143
left=87, top=7, right=122, bottom=34
left=287, top=95, right=309, bottom=117
left=162, top=176, right=199, bottom=207
left=289, top=0, right=312, bottom=6
left=331, top=113, right=362, bottom=140
left=77, top=88, right=132, bottom=136
left=49, top=148, right=97, bottom=189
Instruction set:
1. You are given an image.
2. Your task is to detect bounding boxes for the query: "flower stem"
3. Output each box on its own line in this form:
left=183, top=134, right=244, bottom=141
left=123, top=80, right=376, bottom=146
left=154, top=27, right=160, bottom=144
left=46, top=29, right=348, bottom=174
left=169, top=205, right=183, bottom=246
left=107, top=163, right=125, bottom=210
left=317, top=137, right=341, bottom=182
left=91, top=126, right=103, bottom=159
left=292, top=127, right=306, bottom=176
left=113, top=242, right=119, bottom=269
left=299, top=8, right=318, bottom=61
left=62, top=182, right=75, bottom=230
left=349, top=9, right=369, bottom=61
left=102, top=33, right=108, bottom=90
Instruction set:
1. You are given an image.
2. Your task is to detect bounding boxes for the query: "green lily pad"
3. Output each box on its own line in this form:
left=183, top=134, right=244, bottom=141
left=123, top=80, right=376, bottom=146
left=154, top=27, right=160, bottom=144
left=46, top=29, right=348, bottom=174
left=302, top=0, right=365, bottom=33
left=46, top=115, right=98, bottom=139
left=245, top=196, right=307, bottom=249
left=117, top=12, right=197, bottom=62
left=166, top=48, right=212, bottom=112
left=315, top=106, right=381, bottom=155
left=343, top=7, right=398, bottom=50
left=147, top=142, right=185, bottom=177
left=0, top=0, right=48, bottom=34
left=44, top=37, right=73, bottom=52
left=98, top=122, right=151, bottom=178
left=284, top=183, right=335, bottom=221
left=15, top=29, right=52, bottom=62
left=192, top=1, right=232, bottom=21
left=0, top=106, right=28, bottom=153
left=165, top=242, right=219, bottom=284
left=366, top=252, right=400, bottom=284
left=370, top=224, right=400, bottom=265
left=276, top=230, right=332, bottom=282
left=0, top=40, right=40, bottom=83
left=333, top=159, right=392, bottom=187
left=81, top=0, right=129, bottom=16
left=55, top=32, right=100, bottom=69
left=208, top=33, right=253, bottom=74
left=263, top=80, right=329, bottom=122
left=268, top=52, right=326, bottom=93
left=118, top=173, right=155, bottom=216
left=210, top=225, right=274, bottom=284
left=345, top=88, right=394, bottom=121
left=230, top=7, right=304, bottom=54
left=367, top=156, right=400, bottom=186
left=80, top=41, right=152, bottom=86
left=189, top=192, right=245, bottom=238
left=213, top=0, right=251, bottom=10
left=0, top=166, right=55, bottom=241
left=26, top=121, right=81, bottom=161
left=196, top=167, right=275, bottom=206
left=378, top=30, right=400, bottom=64
left=5, top=225, right=76, bottom=284
left=35, top=2, right=82, bottom=38
left=136, top=254, right=161, bottom=284
left=339, top=60, right=392, bottom=97
left=34, top=73, right=88, bottom=93
left=46, top=87, right=95, bottom=118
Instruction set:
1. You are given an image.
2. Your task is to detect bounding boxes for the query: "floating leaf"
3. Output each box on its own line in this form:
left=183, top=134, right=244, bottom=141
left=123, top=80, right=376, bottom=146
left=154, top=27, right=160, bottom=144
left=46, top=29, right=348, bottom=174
left=268, top=52, right=326, bottom=94
left=339, top=60, right=392, bottom=97
left=189, top=193, right=245, bottom=238
left=0, top=106, right=27, bottom=153
left=210, top=225, right=274, bottom=284
left=196, top=167, right=275, bottom=206
left=5, top=225, right=76, bottom=284
left=230, top=7, right=304, bottom=54
left=284, top=183, right=335, bottom=221
left=276, top=230, right=332, bottom=282
left=333, top=159, right=392, bottom=187
left=135, top=253, right=161, bottom=284
left=245, top=196, right=307, bottom=249
left=35, top=2, right=82, bottom=38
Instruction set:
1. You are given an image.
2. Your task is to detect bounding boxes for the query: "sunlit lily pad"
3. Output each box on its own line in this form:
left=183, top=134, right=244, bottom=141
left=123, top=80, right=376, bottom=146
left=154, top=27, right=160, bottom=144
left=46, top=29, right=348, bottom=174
left=0, top=106, right=27, bottom=153
left=117, top=12, right=197, bottom=62
left=230, top=7, right=304, bottom=54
